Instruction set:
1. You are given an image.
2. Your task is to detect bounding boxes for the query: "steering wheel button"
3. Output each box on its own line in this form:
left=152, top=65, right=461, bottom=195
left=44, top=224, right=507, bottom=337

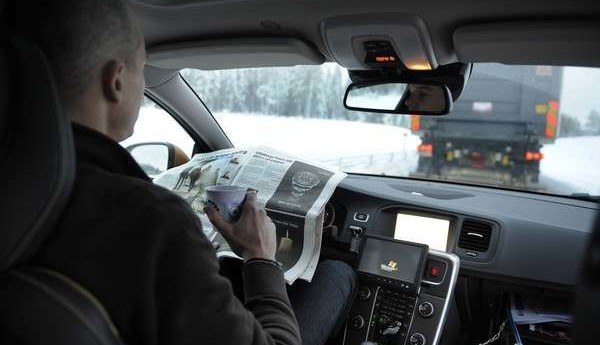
left=353, top=212, right=369, bottom=222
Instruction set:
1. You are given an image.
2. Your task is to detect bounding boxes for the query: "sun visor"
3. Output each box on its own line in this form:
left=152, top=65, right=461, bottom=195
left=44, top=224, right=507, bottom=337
left=454, top=21, right=600, bottom=67
left=148, top=38, right=325, bottom=70
left=320, top=14, right=438, bottom=71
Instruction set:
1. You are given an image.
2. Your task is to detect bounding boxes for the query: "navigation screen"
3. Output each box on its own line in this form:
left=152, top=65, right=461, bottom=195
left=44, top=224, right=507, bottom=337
left=394, top=213, right=449, bottom=251
left=358, top=237, right=426, bottom=284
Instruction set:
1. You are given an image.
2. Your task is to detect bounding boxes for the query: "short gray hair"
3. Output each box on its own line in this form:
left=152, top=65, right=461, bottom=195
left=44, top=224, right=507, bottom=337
left=17, top=0, right=140, bottom=107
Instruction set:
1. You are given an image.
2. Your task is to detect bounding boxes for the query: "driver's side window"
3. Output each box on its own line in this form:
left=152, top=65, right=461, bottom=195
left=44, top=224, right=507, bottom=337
left=121, top=96, right=194, bottom=176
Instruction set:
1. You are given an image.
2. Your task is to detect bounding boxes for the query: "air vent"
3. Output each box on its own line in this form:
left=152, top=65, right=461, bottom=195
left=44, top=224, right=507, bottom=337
left=458, top=219, right=492, bottom=252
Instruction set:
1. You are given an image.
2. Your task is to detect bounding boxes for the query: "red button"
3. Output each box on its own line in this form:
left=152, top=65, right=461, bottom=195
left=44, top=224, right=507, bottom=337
left=430, top=266, right=440, bottom=277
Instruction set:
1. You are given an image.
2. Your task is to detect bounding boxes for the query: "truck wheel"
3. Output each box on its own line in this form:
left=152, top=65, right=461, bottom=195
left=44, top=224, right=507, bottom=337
left=418, top=158, right=432, bottom=174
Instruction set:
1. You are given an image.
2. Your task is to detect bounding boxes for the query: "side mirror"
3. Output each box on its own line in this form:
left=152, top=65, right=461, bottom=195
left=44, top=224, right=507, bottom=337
left=126, top=142, right=190, bottom=178
left=344, top=82, right=453, bottom=115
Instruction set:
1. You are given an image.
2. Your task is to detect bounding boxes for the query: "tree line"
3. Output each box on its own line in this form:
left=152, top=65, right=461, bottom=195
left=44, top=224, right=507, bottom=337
left=559, top=110, right=600, bottom=137
left=180, top=65, right=600, bottom=137
left=181, top=65, right=409, bottom=127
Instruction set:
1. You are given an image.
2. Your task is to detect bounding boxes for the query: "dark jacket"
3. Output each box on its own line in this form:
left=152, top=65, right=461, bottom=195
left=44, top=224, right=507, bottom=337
left=33, top=124, right=301, bottom=345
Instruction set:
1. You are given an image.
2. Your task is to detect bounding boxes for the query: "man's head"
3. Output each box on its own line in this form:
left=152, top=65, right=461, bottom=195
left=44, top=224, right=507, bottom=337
left=404, top=84, right=445, bottom=112
left=18, top=0, right=146, bottom=141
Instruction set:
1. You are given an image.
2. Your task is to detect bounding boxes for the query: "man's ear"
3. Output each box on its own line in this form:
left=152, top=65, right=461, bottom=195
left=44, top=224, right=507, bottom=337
left=102, top=60, right=126, bottom=103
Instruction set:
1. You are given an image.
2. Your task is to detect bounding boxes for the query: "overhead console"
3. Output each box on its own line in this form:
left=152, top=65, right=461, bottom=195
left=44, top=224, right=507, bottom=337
left=320, top=13, right=439, bottom=71
left=345, top=235, right=459, bottom=345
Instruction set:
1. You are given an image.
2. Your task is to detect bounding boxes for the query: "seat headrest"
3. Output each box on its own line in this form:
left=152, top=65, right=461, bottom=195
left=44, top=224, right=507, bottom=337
left=0, top=33, right=75, bottom=269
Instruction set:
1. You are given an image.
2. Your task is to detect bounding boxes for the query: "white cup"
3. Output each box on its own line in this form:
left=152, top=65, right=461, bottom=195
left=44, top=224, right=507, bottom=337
left=205, top=185, right=248, bottom=221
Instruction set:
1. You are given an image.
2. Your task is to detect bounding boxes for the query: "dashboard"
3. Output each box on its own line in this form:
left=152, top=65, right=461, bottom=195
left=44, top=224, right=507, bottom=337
left=328, top=175, right=597, bottom=345
left=325, top=174, right=598, bottom=287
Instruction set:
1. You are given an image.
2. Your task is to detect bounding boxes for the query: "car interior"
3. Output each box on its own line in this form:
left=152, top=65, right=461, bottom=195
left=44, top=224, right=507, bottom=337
left=1, top=0, right=600, bottom=345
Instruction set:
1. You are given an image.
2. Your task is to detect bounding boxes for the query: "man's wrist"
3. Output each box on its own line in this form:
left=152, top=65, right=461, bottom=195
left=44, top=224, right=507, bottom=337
left=244, top=257, right=282, bottom=269
left=242, top=258, right=287, bottom=301
left=243, top=251, right=276, bottom=262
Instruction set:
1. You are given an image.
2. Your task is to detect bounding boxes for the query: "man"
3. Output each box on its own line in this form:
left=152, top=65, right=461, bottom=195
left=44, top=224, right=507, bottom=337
left=16, top=1, right=355, bottom=345
left=400, top=84, right=446, bottom=113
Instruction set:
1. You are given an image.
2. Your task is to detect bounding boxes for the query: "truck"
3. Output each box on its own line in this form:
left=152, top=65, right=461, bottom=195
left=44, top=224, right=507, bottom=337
left=410, top=64, right=563, bottom=190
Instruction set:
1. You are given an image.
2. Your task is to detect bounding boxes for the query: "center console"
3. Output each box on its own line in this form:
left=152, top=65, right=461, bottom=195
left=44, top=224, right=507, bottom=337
left=344, top=235, right=459, bottom=345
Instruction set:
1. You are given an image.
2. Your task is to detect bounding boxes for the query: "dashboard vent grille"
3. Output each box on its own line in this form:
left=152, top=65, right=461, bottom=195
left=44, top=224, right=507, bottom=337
left=458, top=219, right=492, bottom=252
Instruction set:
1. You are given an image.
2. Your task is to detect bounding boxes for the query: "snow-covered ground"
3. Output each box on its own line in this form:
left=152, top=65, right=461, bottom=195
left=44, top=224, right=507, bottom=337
left=124, top=107, right=600, bottom=196
left=122, top=107, right=196, bottom=156
left=214, top=112, right=421, bottom=176
left=541, top=136, right=600, bottom=195
left=214, top=113, right=416, bottom=158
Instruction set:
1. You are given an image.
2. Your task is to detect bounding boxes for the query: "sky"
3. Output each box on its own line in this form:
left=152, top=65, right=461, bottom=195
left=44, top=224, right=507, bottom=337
left=558, top=67, right=600, bottom=121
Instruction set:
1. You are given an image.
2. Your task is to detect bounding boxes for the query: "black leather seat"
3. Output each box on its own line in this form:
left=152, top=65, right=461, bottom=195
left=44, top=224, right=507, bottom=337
left=575, top=211, right=600, bottom=344
left=0, top=33, right=123, bottom=345
left=0, top=267, right=124, bottom=344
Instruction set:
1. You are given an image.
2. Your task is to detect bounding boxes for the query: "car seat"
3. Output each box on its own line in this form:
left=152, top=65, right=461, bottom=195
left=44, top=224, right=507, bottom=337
left=0, top=31, right=124, bottom=345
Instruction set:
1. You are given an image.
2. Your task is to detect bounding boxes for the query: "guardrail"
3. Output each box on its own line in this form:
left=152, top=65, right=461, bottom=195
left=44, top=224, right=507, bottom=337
left=318, top=151, right=411, bottom=171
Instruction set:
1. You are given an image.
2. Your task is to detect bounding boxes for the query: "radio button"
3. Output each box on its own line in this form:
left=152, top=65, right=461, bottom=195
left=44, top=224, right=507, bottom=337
left=409, top=332, right=427, bottom=345
left=418, top=301, right=435, bottom=318
left=358, top=286, right=371, bottom=300
left=350, top=315, right=365, bottom=330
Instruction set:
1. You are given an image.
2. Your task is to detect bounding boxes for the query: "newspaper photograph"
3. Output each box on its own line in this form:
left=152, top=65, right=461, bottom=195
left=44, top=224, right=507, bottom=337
left=154, top=146, right=346, bottom=283
left=155, top=148, right=248, bottom=212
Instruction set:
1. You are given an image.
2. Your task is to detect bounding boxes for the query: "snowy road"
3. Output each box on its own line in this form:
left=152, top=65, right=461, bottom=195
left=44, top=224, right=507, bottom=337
left=216, top=113, right=600, bottom=195
left=214, top=113, right=422, bottom=177
left=125, top=109, right=600, bottom=196
left=541, top=136, right=600, bottom=195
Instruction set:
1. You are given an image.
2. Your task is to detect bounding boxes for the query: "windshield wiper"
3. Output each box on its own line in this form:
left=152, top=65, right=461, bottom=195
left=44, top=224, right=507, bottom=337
left=569, top=193, right=600, bottom=202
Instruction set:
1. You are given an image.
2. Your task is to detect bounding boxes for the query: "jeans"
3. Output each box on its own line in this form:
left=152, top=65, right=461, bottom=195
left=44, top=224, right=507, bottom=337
left=220, top=259, right=357, bottom=345
left=287, top=260, right=357, bottom=345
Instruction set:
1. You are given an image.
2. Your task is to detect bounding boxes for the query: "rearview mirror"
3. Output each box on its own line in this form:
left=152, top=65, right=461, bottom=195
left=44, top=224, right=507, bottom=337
left=344, top=82, right=453, bottom=115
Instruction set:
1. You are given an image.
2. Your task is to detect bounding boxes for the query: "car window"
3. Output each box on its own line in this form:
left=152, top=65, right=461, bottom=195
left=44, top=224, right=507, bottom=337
left=121, top=96, right=195, bottom=157
left=181, top=64, right=600, bottom=198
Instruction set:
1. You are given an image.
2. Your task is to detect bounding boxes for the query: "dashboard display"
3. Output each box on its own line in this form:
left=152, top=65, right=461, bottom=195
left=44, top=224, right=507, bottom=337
left=394, top=213, right=450, bottom=251
left=358, top=236, right=427, bottom=286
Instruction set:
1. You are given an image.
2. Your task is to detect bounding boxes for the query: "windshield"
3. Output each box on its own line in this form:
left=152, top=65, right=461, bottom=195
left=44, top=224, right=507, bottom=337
left=181, top=63, right=600, bottom=197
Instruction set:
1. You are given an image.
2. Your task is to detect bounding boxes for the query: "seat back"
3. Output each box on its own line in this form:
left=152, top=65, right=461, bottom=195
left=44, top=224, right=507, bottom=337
left=0, top=32, right=74, bottom=269
left=575, top=211, right=600, bottom=344
left=0, top=29, right=124, bottom=345
left=0, top=267, right=124, bottom=345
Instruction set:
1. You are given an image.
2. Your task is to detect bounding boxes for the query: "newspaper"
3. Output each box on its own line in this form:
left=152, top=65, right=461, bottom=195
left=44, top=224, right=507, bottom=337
left=154, top=147, right=346, bottom=284
left=511, top=294, right=573, bottom=325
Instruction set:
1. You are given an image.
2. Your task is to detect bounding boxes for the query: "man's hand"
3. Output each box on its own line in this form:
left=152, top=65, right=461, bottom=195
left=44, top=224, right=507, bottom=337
left=204, top=191, right=277, bottom=261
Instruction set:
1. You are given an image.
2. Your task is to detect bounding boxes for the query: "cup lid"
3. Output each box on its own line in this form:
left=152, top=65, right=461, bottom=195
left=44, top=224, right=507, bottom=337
left=205, top=185, right=247, bottom=193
